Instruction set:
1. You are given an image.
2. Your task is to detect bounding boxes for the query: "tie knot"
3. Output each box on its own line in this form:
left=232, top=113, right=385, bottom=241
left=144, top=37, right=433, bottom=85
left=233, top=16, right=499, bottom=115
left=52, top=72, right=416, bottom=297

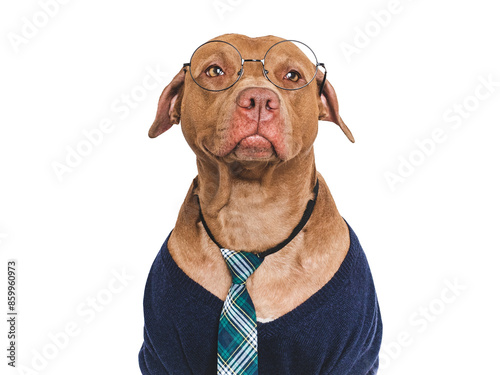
left=220, top=248, right=264, bottom=284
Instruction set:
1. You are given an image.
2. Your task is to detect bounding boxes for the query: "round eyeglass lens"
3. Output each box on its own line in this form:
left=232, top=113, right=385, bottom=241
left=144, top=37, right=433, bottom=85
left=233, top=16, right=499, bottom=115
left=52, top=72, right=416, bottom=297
left=189, top=41, right=243, bottom=91
left=263, top=40, right=319, bottom=90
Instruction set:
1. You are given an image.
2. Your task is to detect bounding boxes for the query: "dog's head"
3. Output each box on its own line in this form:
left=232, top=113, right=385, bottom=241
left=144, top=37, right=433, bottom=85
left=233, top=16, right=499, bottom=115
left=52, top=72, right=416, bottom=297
left=149, top=34, right=354, bottom=166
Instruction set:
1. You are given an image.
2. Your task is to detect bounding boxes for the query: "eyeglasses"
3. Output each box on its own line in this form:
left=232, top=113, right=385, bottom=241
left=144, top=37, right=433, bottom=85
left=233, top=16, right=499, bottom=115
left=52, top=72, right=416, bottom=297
left=183, top=39, right=327, bottom=95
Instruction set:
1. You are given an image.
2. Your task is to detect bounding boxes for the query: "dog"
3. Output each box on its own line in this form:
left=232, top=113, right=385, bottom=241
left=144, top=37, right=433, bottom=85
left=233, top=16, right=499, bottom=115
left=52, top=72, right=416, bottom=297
left=139, top=34, right=382, bottom=375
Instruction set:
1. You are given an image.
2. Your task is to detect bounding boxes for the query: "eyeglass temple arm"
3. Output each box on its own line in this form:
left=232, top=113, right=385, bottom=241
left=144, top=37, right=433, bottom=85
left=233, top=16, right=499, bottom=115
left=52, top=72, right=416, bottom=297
left=318, top=63, right=327, bottom=97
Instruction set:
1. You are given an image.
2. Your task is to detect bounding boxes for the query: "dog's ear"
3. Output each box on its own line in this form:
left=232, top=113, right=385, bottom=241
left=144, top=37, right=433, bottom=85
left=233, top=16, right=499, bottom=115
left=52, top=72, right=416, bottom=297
left=317, top=71, right=355, bottom=143
left=148, top=68, right=186, bottom=138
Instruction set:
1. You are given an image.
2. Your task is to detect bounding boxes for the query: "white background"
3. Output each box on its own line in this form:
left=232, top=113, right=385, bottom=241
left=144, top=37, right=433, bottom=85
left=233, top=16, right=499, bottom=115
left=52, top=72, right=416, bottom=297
left=1, top=0, right=499, bottom=374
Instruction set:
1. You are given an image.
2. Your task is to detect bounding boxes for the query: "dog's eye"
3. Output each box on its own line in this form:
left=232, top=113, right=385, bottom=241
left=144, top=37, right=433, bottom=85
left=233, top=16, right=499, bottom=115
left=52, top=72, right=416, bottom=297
left=206, top=65, right=225, bottom=77
left=284, top=71, right=301, bottom=82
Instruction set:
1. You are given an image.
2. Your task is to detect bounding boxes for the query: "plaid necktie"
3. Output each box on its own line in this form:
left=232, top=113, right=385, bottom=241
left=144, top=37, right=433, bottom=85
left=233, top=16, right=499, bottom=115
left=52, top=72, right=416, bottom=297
left=217, top=248, right=264, bottom=375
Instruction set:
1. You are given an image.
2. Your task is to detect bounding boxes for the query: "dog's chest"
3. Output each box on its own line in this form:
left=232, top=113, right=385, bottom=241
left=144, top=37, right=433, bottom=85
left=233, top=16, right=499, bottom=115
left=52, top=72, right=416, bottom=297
left=247, top=234, right=343, bottom=321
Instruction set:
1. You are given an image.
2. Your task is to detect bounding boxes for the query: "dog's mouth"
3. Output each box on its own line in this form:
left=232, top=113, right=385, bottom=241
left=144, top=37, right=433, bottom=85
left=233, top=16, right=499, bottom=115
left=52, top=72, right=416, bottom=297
left=233, top=134, right=276, bottom=160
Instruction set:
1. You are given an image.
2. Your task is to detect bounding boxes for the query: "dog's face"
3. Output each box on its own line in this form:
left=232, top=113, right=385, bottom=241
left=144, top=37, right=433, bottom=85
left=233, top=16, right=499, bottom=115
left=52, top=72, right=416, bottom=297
left=149, top=34, right=354, bottom=166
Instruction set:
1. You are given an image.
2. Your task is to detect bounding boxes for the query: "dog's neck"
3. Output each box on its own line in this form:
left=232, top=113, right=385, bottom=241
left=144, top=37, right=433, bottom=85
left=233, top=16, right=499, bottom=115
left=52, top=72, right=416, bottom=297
left=194, top=150, right=318, bottom=252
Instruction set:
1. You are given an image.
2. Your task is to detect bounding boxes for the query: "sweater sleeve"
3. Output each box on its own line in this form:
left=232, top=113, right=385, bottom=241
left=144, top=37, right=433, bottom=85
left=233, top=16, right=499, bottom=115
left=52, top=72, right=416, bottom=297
left=367, top=359, right=379, bottom=375
left=139, top=329, right=170, bottom=375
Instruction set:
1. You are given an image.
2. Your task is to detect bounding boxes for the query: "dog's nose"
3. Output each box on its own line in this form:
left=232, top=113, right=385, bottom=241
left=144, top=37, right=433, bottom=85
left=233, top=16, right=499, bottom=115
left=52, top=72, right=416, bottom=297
left=235, top=87, right=280, bottom=122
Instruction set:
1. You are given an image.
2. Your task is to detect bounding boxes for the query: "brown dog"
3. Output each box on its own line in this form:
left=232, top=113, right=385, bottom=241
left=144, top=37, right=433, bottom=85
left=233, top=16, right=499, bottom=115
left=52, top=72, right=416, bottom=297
left=140, top=34, right=381, bottom=374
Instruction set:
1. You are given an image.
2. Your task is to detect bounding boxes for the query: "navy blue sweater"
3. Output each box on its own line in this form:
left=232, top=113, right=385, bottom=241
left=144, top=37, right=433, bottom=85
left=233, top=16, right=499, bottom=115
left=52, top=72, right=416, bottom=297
left=139, top=223, right=382, bottom=374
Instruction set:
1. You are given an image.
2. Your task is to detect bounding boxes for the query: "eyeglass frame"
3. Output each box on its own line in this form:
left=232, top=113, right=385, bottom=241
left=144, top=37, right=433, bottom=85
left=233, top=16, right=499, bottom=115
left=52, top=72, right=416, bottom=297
left=182, top=39, right=328, bottom=96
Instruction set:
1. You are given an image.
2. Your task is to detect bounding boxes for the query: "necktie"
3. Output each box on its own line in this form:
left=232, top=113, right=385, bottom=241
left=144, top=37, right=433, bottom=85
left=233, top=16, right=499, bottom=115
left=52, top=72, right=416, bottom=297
left=217, top=248, right=264, bottom=375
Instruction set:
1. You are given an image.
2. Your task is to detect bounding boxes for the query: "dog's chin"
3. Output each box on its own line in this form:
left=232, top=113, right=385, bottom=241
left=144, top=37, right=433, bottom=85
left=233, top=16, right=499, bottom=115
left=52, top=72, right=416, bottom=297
left=206, top=135, right=284, bottom=164
left=232, top=135, right=277, bottom=161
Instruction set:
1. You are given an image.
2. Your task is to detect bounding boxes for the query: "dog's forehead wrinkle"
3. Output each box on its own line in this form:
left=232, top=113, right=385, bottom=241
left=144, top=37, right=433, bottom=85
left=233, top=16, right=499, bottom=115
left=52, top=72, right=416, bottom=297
left=209, top=33, right=285, bottom=56
left=211, top=33, right=285, bottom=44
